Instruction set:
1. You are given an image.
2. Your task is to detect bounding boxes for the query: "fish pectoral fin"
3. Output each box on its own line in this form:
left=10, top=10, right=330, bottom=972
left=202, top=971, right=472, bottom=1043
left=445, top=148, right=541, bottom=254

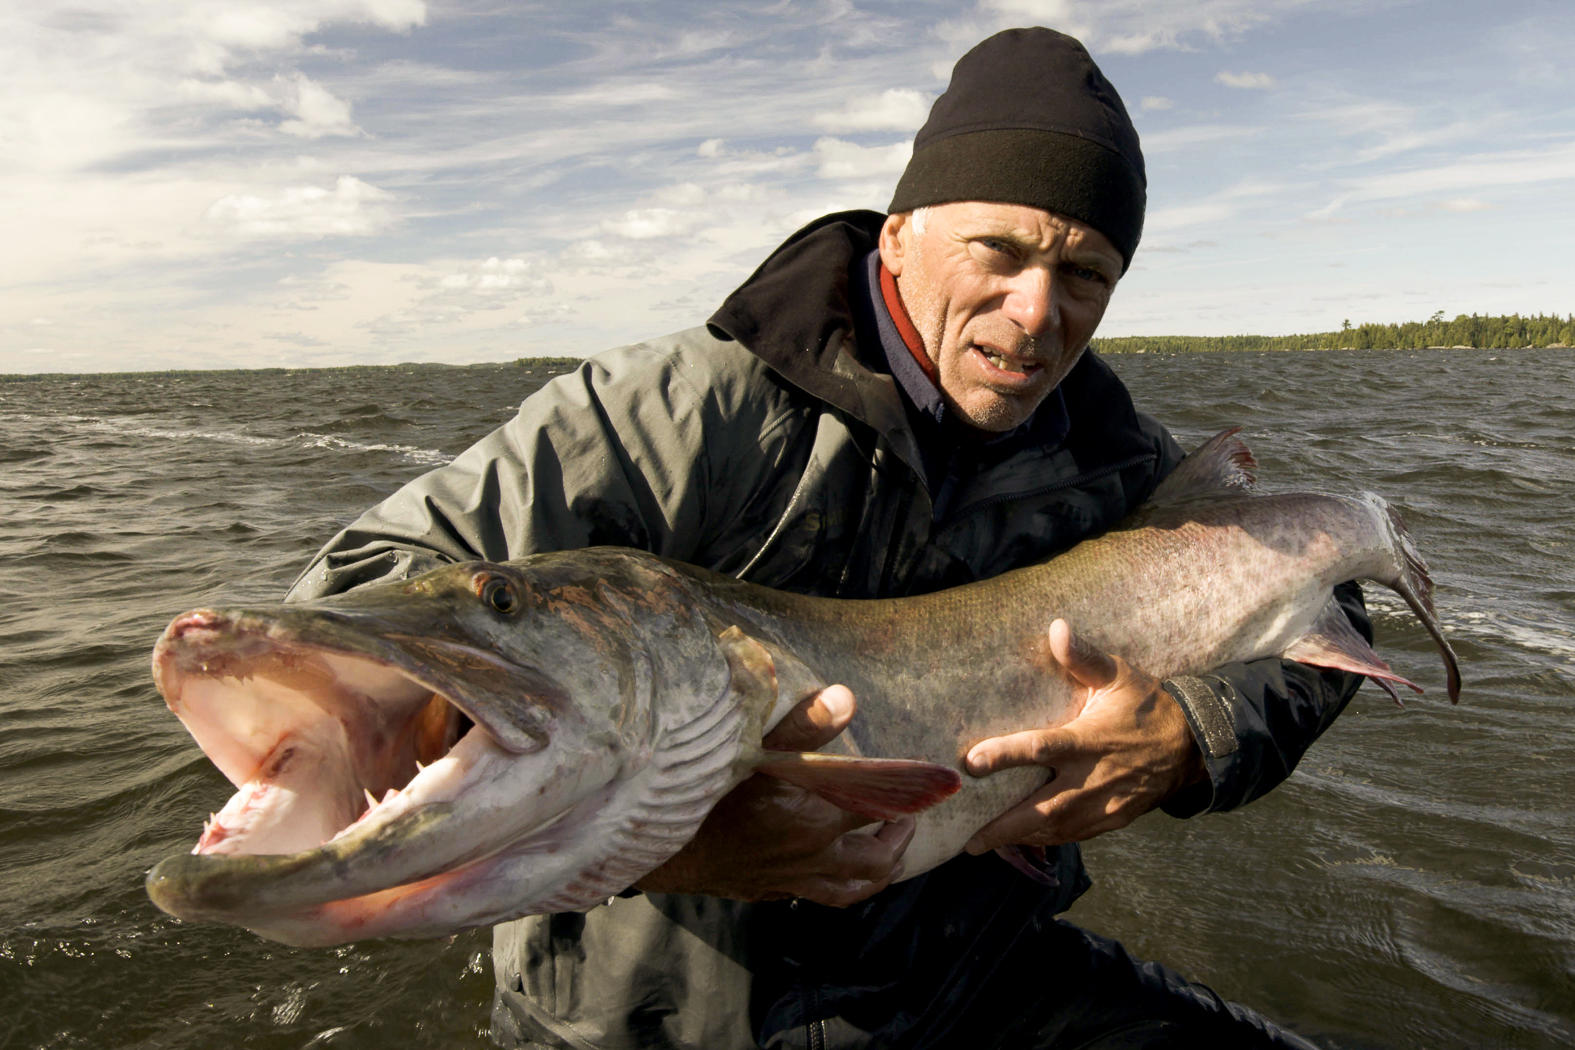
left=716, top=625, right=779, bottom=712
left=754, top=752, right=961, bottom=821
left=1283, top=598, right=1421, bottom=706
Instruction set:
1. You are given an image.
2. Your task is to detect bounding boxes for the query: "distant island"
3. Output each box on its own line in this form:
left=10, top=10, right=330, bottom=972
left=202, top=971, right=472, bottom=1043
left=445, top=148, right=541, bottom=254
left=1092, top=312, right=1574, bottom=353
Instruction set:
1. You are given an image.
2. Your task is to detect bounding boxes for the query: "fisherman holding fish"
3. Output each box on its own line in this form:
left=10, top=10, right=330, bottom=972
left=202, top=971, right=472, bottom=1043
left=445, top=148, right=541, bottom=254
left=288, top=27, right=1366, bottom=1050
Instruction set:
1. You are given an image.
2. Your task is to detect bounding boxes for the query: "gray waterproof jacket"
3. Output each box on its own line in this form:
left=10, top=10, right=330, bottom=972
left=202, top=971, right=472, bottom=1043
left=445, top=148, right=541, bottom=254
left=288, top=211, right=1366, bottom=1049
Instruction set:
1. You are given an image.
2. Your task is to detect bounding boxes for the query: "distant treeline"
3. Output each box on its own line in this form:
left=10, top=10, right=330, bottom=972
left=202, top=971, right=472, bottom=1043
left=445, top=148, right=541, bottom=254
left=1092, top=312, right=1575, bottom=354
left=512, top=356, right=585, bottom=371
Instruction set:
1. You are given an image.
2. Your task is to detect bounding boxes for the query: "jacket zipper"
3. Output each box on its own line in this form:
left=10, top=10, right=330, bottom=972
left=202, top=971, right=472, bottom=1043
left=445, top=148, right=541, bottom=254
left=804, top=982, right=826, bottom=1050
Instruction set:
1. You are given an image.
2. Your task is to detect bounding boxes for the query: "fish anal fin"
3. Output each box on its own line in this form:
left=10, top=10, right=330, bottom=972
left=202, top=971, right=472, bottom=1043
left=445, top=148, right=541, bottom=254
left=754, top=752, right=961, bottom=821
left=1283, top=599, right=1421, bottom=707
left=995, top=844, right=1060, bottom=888
left=1145, top=428, right=1258, bottom=507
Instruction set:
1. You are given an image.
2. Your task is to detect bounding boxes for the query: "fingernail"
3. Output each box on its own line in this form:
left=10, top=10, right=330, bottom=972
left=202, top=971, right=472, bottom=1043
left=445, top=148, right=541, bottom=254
left=820, top=688, right=852, bottom=721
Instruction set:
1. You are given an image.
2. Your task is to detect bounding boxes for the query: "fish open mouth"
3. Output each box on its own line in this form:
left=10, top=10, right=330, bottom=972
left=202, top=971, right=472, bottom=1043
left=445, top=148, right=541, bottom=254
left=146, top=602, right=636, bottom=944
left=153, top=609, right=484, bottom=859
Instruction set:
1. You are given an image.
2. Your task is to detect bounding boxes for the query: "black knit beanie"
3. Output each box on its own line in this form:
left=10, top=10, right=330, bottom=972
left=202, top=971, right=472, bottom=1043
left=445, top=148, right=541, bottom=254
left=888, top=27, right=1146, bottom=270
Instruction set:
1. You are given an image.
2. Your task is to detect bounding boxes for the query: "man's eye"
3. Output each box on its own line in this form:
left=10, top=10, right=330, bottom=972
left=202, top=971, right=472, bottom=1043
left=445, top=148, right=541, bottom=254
left=1066, top=263, right=1110, bottom=285
left=974, top=238, right=1018, bottom=263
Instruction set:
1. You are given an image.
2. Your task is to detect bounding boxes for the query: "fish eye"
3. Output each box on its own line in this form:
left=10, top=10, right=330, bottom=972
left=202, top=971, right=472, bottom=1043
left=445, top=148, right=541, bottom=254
left=474, top=573, right=520, bottom=615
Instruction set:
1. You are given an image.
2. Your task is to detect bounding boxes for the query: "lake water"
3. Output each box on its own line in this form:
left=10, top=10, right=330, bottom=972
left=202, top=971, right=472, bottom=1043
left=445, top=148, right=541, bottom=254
left=1, top=349, right=1570, bottom=1049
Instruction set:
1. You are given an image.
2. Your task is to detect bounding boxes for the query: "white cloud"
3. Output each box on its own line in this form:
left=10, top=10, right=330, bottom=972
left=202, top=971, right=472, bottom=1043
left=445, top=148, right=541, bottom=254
left=1144, top=200, right=1238, bottom=237
left=813, top=88, right=931, bottom=132
left=1140, top=96, right=1174, bottom=111
left=1298, top=99, right=1484, bottom=166
left=812, top=137, right=910, bottom=179
left=278, top=75, right=361, bottom=138
left=437, top=257, right=549, bottom=293
left=980, top=0, right=1299, bottom=55
left=694, top=141, right=813, bottom=179
left=1216, top=70, right=1276, bottom=90
left=1141, top=123, right=1262, bottom=153
left=601, top=208, right=704, bottom=240
left=204, top=175, right=395, bottom=238
left=180, top=0, right=427, bottom=72
left=1313, top=140, right=1575, bottom=215
left=177, top=78, right=274, bottom=110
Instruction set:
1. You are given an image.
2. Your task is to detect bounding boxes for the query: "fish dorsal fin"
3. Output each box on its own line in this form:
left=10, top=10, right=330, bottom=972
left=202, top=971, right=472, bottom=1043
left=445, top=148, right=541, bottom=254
left=1283, top=598, right=1423, bottom=707
left=1146, top=428, right=1258, bottom=506
left=754, top=752, right=960, bottom=821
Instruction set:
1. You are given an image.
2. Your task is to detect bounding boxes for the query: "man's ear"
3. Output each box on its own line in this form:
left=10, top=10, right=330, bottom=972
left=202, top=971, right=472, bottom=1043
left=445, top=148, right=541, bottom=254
left=878, top=212, right=910, bottom=276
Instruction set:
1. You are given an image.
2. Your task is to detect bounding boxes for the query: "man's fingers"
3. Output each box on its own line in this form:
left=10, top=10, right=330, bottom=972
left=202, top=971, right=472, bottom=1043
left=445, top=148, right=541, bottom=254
left=793, top=817, right=915, bottom=907
left=763, top=684, right=855, bottom=751
left=964, top=789, right=1059, bottom=854
left=964, top=796, right=1132, bottom=855
left=965, top=728, right=1074, bottom=776
left=869, top=814, right=916, bottom=856
left=819, top=814, right=914, bottom=881
left=1049, top=617, right=1119, bottom=691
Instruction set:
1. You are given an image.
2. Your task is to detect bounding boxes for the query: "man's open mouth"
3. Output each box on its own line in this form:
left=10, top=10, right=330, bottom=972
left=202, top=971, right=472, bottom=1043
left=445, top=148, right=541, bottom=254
left=974, top=345, right=1042, bottom=377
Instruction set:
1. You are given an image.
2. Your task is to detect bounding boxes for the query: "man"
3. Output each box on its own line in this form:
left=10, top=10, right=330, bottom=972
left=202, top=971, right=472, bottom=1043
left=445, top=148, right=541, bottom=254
left=289, top=28, right=1366, bottom=1048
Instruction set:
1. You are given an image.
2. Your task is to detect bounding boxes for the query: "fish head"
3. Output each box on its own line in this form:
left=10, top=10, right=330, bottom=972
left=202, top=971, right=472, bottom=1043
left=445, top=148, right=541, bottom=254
left=147, top=549, right=710, bottom=944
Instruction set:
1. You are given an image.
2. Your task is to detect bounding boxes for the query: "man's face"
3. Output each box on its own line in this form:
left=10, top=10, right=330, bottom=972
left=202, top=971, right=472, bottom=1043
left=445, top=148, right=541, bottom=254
left=879, top=201, right=1123, bottom=432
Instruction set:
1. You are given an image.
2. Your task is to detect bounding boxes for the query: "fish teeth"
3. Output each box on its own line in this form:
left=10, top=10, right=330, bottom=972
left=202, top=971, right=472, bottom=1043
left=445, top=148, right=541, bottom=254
left=363, top=788, right=378, bottom=811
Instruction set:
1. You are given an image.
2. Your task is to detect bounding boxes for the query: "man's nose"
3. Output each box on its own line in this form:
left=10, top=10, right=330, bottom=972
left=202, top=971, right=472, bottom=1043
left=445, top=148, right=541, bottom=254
left=1002, top=267, right=1057, bottom=339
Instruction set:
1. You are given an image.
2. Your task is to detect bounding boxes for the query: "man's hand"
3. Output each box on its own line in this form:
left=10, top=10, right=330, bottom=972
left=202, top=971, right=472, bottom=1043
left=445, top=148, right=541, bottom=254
left=962, top=618, right=1205, bottom=853
left=634, top=685, right=914, bottom=907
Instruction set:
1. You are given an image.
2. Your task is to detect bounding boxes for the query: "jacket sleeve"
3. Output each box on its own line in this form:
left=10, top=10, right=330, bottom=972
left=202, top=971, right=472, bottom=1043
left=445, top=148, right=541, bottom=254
left=1158, top=580, right=1370, bottom=816
left=286, top=340, right=764, bottom=602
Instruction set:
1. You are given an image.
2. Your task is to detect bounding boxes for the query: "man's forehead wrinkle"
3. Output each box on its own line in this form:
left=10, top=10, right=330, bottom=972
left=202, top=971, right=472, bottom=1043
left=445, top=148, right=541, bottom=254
left=948, top=211, right=1120, bottom=267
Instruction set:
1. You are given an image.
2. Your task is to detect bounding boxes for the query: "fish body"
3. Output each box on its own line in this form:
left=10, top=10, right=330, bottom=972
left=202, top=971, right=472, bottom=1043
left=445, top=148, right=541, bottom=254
left=146, top=431, right=1460, bottom=946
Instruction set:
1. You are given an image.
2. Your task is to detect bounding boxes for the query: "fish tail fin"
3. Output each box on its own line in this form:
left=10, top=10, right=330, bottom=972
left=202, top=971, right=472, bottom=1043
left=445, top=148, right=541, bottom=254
left=755, top=751, right=961, bottom=821
left=1365, top=493, right=1463, bottom=704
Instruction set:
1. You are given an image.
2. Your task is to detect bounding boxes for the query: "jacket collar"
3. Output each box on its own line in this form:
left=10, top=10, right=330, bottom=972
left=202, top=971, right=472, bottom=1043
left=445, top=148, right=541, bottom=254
left=707, top=210, right=910, bottom=438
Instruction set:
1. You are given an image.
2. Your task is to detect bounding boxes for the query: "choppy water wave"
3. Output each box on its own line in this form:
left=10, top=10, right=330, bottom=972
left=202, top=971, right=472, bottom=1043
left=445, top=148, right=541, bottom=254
left=2, top=351, right=1572, bottom=1049
left=5, top=410, right=452, bottom=467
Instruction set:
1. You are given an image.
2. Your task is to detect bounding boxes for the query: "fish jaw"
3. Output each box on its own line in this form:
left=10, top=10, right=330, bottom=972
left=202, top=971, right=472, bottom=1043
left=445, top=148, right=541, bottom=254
left=146, top=601, right=636, bottom=939
left=146, top=717, right=629, bottom=944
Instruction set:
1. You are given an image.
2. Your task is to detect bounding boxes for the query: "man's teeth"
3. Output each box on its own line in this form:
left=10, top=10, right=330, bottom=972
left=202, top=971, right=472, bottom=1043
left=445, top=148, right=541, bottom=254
left=979, top=349, right=1032, bottom=372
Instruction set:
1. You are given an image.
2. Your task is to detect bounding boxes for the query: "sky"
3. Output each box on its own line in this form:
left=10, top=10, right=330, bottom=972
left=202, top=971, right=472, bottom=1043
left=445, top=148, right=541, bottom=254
left=3, top=0, right=1572, bottom=374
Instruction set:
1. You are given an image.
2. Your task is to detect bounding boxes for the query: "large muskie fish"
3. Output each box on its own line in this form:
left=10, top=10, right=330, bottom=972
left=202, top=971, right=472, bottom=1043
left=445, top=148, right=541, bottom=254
left=146, top=431, right=1460, bottom=946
